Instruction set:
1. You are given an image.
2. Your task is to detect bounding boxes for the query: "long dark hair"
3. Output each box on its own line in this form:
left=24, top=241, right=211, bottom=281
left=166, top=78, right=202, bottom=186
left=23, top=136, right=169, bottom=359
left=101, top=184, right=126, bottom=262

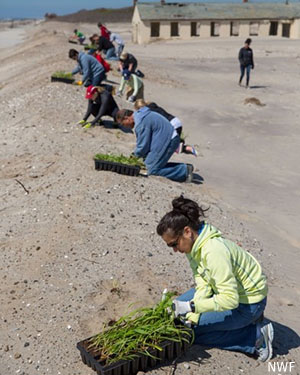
left=157, top=196, right=208, bottom=236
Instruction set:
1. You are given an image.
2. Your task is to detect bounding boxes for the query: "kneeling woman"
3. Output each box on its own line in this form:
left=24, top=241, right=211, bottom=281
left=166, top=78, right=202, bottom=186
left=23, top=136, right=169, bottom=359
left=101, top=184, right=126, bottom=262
left=79, top=85, right=119, bottom=129
left=157, top=196, right=273, bottom=362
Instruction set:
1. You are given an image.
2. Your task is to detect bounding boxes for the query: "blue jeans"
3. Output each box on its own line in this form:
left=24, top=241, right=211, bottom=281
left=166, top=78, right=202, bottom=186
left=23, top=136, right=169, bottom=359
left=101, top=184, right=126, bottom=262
left=116, top=44, right=124, bottom=57
left=149, top=135, right=188, bottom=182
left=177, top=288, right=266, bottom=354
left=84, top=71, right=106, bottom=87
left=239, top=65, right=252, bottom=86
left=105, top=47, right=119, bottom=61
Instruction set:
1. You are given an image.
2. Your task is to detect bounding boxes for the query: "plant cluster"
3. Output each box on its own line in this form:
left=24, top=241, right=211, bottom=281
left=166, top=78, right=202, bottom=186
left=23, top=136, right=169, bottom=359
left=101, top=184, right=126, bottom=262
left=52, top=71, right=74, bottom=79
left=84, top=44, right=98, bottom=50
left=88, top=293, right=193, bottom=365
left=94, top=153, right=145, bottom=168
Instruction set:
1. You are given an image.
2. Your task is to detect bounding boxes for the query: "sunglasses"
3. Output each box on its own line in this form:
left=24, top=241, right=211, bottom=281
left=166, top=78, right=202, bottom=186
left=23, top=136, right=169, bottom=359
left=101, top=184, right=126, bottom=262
left=167, top=234, right=182, bottom=249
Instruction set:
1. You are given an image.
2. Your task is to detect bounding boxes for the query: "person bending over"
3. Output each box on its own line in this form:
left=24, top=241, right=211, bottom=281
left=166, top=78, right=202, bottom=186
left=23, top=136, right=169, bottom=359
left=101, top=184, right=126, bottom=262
left=73, top=29, right=86, bottom=45
left=119, top=52, right=138, bottom=74
left=157, top=195, right=273, bottom=362
left=97, top=36, right=118, bottom=61
left=116, top=108, right=193, bottom=182
left=134, top=99, right=197, bottom=156
left=69, top=49, right=106, bottom=87
left=117, top=70, right=144, bottom=103
left=78, top=85, right=119, bottom=129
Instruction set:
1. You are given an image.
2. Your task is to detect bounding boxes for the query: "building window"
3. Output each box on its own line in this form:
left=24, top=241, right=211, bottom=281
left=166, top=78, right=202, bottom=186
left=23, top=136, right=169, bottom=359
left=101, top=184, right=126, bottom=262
left=191, top=22, right=199, bottom=36
left=171, top=22, right=179, bottom=37
left=269, top=21, right=278, bottom=36
left=282, top=23, right=290, bottom=37
left=249, top=22, right=259, bottom=36
left=211, top=22, right=220, bottom=37
left=230, top=22, right=239, bottom=36
left=151, top=22, right=160, bottom=37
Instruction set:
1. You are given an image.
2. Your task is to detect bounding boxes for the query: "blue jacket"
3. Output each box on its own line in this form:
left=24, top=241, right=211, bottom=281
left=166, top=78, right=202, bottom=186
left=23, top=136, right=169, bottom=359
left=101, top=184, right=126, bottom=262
left=72, top=51, right=105, bottom=83
left=133, top=107, right=174, bottom=172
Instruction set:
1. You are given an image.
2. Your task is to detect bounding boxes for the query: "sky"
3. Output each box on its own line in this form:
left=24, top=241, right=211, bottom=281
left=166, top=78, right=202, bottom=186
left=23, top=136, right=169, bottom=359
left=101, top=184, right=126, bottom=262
left=1, top=0, right=300, bottom=19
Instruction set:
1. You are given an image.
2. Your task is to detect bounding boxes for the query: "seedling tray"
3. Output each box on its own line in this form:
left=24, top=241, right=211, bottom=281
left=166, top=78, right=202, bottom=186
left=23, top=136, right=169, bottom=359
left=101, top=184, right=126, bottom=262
left=94, top=159, right=141, bottom=177
left=77, top=332, right=192, bottom=375
left=51, top=76, right=75, bottom=84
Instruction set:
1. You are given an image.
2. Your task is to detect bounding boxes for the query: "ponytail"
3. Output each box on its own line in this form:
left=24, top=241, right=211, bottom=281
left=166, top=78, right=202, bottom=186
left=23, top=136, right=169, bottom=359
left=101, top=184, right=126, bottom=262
left=156, top=196, right=208, bottom=236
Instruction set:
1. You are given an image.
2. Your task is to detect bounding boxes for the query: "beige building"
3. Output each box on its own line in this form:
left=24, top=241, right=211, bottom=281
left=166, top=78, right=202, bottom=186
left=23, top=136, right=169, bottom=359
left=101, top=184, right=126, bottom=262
left=132, top=1, right=300, bottom=44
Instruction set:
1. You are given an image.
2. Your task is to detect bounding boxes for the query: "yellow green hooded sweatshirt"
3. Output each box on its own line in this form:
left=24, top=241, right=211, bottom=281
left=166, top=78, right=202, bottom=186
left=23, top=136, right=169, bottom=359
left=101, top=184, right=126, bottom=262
left=186, top=223, right=268, bottom=324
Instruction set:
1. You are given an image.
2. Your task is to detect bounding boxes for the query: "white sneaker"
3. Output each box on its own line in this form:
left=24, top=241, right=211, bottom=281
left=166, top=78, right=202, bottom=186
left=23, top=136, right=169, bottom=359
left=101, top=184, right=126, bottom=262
left=256, top=323, right=274, bottom=362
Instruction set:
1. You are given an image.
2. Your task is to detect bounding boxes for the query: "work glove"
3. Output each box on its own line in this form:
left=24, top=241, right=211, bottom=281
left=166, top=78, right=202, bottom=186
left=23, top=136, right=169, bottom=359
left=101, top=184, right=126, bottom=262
left=172, top=300, right=192, bottom=318
left=128, top=95, right=136, bottom=103
left=82, top=122, right=92, bottom=129
left=76, top=80, right=83, bottom=85
left=116, top=90, right=122, bottom=97
left=77, top=120, right=86, bottom=125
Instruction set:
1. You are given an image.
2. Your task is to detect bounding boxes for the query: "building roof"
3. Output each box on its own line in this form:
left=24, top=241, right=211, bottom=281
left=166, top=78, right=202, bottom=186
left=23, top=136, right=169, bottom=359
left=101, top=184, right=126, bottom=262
left=136, top=2, right=300, bottom=20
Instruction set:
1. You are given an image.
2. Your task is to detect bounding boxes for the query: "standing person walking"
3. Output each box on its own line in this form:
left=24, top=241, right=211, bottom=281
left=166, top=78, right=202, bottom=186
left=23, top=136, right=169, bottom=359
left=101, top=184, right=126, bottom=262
left=116, top=108, right=194, bottom=182
left=238, top=38, right=254, bottom=88
left=69, top=49, right=106, bottom=87
left=157, top=195, right=273, bottom=362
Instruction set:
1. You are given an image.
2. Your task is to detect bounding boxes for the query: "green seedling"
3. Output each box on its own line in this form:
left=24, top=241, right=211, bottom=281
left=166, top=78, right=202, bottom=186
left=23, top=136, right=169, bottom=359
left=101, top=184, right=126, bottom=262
left=51, top=71, right=74, bottom=79
left=88, top=292, right=194, bottom=365
left=94, top=153, right=146, bottom=168
left=84, top=44, right=98, bottom=50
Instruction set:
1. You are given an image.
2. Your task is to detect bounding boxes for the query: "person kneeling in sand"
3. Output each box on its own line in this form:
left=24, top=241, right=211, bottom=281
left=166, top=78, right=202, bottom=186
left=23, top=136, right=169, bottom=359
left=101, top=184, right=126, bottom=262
left=116, top=70, right=144, bottom=103
left=157, top=195, right=273, bottom=362
left=69, top=49, right=106, bottom=87
left=134, top=99, right=197, bottom=156
left=78, top=85, right=119, bottom=129
left=116, top=107, right=193, bottom=182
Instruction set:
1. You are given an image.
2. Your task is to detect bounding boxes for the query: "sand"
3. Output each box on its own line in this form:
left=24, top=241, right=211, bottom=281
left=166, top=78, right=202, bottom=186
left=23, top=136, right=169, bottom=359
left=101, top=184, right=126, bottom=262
left=0, top=20, right=299, bottom=375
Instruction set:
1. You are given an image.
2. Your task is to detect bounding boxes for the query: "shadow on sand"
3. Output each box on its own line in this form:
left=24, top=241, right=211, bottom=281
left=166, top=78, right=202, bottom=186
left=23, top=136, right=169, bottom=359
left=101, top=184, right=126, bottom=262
left=249, top=85, right=269, bottom=89
left=268, top=319, right=300, bottom=357
left=101, top=120, right=133, bottom=134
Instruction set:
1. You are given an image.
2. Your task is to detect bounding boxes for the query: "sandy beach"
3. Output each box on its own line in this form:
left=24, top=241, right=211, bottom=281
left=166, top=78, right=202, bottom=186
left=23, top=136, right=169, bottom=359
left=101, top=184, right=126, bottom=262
left=0, top=20, right=299, bottom=375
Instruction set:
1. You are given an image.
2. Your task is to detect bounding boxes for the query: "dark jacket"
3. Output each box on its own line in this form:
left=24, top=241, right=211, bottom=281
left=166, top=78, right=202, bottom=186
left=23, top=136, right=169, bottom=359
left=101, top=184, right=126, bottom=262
left=146, top=102, right=174, bottom=122
left=83, top=90, right=119, bottom=125
left=120, top=53, right=137, bottom=72
left=97, top=36, right=114, bottom=52
left=238, top=47, right=254, bottom=68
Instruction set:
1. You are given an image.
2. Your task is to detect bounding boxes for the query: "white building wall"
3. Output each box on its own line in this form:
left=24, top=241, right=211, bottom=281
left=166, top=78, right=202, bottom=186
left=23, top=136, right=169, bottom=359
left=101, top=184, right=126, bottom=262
left=259, top=20, right=270, bottom=37
left=199, top=21, right=211, bottom=38
left=290, top=18, right=300, bottom=38
left=180, top=21, right=192, bottom=39
left=239, top=21, right=250, bottom=38
left=219, top=21, right=231, bottom=37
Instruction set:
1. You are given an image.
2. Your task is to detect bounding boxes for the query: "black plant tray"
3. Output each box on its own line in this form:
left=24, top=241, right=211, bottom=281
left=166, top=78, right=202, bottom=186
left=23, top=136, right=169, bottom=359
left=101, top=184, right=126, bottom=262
left=94, top=159, right=141, bottom=177
left=77, top=332, right=192, bottom=375
left=68, top=39, right=78, bottom=44
left=51, top=76, right=75, bottom=84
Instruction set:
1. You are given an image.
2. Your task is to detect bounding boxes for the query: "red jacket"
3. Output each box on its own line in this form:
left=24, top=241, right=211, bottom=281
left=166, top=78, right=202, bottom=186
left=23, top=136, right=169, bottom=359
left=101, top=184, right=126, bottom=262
left=94, top=54, right=110, bottom=73
left=100, top=25, right=110, bottom=40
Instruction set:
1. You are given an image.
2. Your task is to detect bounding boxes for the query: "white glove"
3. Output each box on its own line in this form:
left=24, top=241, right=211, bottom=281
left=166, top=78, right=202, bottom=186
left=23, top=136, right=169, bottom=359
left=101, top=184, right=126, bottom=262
left=128, top=95, right=136, bottom=103
left=172, top=300, right=192, bottom=318
left=116, top=90, right=122, bottom=97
